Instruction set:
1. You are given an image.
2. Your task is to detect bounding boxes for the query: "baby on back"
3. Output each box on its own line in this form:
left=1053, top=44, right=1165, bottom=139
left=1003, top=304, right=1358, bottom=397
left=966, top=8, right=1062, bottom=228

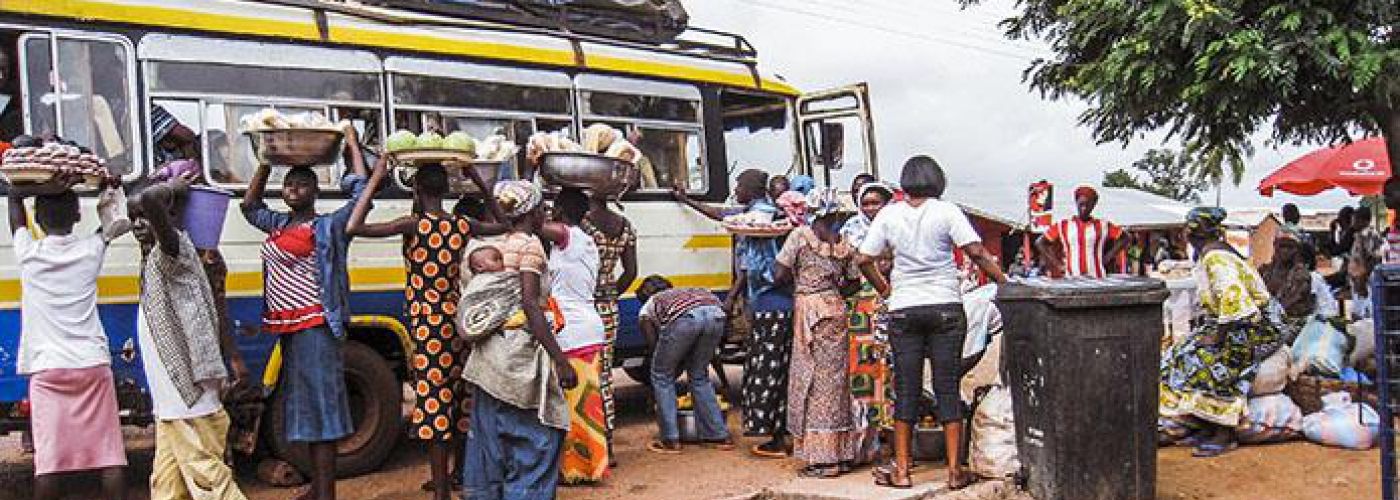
left=468, top=246, right=505, bottom=275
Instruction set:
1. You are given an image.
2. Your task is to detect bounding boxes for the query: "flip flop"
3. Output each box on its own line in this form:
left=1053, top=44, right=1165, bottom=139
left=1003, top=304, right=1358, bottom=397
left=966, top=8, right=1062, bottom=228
left=948, top=471, right=979, bottom=491
left=1191, top=441, right=1237, bottom=458
left=750, top=443, right=787, bottom=459
left=647, top=440, right=682, bottom=455
left=872, top=462, right=912, bottom=489
left=800, top=465, right=842, bottom=479
left=701, top=439, right=737, bottom=450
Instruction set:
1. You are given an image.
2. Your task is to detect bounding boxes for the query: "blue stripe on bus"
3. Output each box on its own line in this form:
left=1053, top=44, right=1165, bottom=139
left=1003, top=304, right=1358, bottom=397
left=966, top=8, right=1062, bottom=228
left=0, top=288, right=667, bottom=403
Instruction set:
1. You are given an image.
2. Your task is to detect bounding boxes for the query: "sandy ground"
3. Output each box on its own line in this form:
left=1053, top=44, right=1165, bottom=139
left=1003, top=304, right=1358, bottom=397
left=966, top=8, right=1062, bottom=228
left=0, top=367, right=1385, bottom=500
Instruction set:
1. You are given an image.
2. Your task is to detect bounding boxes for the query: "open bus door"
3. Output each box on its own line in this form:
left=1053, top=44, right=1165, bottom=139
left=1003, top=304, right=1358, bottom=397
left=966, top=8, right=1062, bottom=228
left=796, top=83, right=878, bottom=192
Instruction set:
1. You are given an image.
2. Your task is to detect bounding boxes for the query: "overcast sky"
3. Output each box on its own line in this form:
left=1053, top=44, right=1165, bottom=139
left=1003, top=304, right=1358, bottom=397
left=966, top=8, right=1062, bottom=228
left=685, top=0, right=1357, bottom=211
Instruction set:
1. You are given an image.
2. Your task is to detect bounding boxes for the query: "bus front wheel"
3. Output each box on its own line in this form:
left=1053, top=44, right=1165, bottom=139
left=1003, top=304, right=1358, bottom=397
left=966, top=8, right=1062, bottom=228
left=264, top=340, right=402, bottom=478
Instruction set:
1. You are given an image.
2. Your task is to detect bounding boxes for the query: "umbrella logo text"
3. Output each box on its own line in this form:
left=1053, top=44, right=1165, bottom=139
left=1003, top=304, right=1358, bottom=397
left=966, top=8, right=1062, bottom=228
left=1354, top=159, right=1378, bottom=172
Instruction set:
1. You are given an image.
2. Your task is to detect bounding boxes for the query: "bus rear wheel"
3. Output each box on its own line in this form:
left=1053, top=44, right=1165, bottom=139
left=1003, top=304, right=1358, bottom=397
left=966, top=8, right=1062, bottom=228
left=264, top=340, right=402, bottom=478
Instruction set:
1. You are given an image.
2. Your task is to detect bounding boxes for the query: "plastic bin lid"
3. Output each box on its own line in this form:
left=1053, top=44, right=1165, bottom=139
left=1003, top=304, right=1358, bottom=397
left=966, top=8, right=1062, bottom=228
left=997, top=275, right=1169, bottom=309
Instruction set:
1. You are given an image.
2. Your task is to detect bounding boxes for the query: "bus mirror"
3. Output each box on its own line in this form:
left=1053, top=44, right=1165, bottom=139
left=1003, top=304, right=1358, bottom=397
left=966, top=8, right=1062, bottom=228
left=819, top=122, right=844, bottom=170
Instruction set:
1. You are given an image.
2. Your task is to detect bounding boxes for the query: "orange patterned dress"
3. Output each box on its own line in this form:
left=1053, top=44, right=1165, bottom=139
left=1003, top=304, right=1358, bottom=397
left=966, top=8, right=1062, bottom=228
left=405, top=212, right=472, bottom=441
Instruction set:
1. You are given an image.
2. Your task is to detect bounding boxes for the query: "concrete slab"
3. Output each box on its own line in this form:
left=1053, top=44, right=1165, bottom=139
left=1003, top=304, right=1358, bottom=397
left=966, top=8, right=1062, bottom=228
left=751, top=468, right=947, bottom=500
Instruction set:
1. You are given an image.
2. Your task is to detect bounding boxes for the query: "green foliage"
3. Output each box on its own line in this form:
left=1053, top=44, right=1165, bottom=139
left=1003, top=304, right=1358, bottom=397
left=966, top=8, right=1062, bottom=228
left=1101, top=148, right=1211, bottom=203
left=963, top=0, right=1400, bottom=187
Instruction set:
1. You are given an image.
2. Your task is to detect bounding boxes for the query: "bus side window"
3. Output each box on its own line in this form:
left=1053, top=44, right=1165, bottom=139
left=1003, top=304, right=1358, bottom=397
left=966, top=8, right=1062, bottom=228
left=21, top=35, right=138, bottom=177
left=0, top=33, right=24, bottom=142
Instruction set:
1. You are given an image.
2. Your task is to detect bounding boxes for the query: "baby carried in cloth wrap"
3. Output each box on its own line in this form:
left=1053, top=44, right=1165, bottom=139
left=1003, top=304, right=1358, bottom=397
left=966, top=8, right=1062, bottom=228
left=457, top=271, right=571, bottom=431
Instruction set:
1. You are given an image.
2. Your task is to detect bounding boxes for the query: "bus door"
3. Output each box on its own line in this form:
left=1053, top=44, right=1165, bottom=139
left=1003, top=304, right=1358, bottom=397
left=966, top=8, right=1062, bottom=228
left=795, top=83, right=877, bottom=192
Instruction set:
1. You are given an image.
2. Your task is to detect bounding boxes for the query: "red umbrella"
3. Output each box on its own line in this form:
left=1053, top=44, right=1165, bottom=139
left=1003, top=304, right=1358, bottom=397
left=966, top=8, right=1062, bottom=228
left=1258, top=137, right=1391, bottom=196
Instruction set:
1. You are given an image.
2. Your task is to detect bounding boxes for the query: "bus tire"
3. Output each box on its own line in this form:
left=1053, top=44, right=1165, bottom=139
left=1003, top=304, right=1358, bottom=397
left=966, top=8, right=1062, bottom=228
left=264, top=340, right=402, bottom=478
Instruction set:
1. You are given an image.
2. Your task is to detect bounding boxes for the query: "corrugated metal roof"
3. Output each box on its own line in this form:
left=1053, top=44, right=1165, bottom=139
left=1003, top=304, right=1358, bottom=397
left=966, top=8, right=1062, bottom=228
left=944, top=184, right=1196, bottom=231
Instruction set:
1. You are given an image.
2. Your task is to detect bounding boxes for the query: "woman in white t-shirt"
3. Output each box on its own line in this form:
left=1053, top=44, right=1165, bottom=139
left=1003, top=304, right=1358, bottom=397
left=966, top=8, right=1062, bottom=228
left=857, top=156, right=1007, bottom=491
left=539, top=187, right=609, bottom=484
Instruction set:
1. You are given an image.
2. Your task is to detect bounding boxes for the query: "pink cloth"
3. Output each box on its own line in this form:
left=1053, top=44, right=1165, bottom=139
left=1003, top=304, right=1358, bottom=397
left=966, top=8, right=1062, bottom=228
left=29, top=365, right=127, bottom=475
left=775, top=191, right=809, bottom=226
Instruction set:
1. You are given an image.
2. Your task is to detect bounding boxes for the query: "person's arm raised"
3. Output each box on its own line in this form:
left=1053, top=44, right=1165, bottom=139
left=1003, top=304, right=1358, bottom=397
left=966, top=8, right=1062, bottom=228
left=346, top=157, right=412, bottom=238
left=671, top=183, right=725, bottom=222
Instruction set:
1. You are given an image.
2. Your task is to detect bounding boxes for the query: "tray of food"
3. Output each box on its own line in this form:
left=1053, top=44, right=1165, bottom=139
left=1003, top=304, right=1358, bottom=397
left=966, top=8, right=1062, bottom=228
left=720, top=210, right=793, bottom=237
left=386, top=130, right=521, bottom=194
left=1, top=140, right=110, bottom=190
left=532, top=124, right=643, bottom=195
left=241, top=109, right=350, bottom=167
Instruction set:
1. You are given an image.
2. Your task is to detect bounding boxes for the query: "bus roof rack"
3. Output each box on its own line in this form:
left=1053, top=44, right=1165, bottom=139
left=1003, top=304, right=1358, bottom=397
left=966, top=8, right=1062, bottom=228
left=249, top=0, right=760, bottom=63
left=357, top=0, right=756, bottom=59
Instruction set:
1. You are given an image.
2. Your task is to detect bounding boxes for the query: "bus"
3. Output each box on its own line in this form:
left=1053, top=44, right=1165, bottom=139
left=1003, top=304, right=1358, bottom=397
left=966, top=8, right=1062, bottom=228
left=0, top=0, right=877, bottom=476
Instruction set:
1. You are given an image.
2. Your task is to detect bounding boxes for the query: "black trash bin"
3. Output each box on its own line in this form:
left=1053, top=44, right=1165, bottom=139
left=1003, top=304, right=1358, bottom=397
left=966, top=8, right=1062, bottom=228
left=997, top=276, right=1168, bottom=500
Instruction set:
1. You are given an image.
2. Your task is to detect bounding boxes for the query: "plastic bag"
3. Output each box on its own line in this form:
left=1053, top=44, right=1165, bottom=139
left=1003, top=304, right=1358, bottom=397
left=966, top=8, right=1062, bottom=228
left=970, top=385, right=1020, bottom=479
left=1347, top=319, right=1375, bottom=373
left=1301, top=391, right=1380, bottom=450
left=1249, top=347, right=1291, bottom=396
left=962, top=284, right=1002, bottom=360
left=1236, top=394, right=1302, bottom=444
left=1290, top=318, right=1348, bottom=378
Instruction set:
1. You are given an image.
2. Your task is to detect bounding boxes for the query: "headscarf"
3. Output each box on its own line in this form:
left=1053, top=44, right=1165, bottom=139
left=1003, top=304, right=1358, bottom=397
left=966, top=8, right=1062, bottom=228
left=494, top=180, right=542, bottom=219
left=806, top=186, right=842, bottom=222
left=1074, top=184, right=1099, bottom=202
left=840, top=181, right=895, bottom=245
left=775, top=190, right=808, bottom=226
left=151, top=105, right=177, bottom=144
left=151, top=159, right=201, bottom=183
left=1185, top=206, right=1227, bottom=239
left=790, top=175, right=815, bottom=195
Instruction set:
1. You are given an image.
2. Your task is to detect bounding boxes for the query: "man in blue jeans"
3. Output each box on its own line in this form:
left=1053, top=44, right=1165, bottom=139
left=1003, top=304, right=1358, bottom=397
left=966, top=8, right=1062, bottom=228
left=637, top=275, right=736, bottom=454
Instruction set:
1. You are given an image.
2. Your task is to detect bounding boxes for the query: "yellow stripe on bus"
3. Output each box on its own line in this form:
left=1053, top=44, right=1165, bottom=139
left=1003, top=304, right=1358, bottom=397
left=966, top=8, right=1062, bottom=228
left=682, top=234, right=733, bottom=250
left=2, top=0, right=801, bottom=96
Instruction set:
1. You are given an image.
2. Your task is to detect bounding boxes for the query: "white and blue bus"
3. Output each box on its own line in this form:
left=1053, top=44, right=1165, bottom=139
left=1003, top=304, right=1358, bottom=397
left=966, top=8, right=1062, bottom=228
left=0, top=0, right=876, bottom=475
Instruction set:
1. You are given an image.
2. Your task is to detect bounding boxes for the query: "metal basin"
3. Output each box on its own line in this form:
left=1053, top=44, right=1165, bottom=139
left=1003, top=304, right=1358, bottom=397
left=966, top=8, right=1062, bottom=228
left=248, top=129, right=345, bottom=167
left=539, top=152, right=638, bottom=195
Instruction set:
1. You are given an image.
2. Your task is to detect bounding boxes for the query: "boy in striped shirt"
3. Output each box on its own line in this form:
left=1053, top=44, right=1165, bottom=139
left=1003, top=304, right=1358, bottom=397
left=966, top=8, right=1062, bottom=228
left=636, top=276, right=733, bottom=453
left=1036, top=185, right=1129, bottom=278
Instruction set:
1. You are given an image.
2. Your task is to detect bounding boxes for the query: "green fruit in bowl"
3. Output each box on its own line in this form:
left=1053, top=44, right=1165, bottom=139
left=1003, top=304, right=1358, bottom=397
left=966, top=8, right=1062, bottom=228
left=385, top=130, right=417, bottom=152
left=443, top=132, right=477, bottom=155
left=416, top=131, right=444, bottom=149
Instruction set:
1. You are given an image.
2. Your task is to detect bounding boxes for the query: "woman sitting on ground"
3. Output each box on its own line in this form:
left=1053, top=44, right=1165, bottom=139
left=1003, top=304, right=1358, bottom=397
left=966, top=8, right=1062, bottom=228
left=1159, top=207, right=1283, bottom=458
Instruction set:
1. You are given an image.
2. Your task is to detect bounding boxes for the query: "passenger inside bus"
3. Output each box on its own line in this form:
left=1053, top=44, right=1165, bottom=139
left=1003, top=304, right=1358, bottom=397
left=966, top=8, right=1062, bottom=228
left=0, top=36, right=22, bottom=142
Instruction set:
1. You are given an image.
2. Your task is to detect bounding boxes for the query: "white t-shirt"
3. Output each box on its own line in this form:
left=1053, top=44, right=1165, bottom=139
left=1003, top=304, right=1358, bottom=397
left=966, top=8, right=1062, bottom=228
left=858, top=200, right=981, bottom=311
left=14, top=229, right=112, bottom=374
left=136, top=304, right=223, bottom=420
left=548, top=226, right=605, bottom=352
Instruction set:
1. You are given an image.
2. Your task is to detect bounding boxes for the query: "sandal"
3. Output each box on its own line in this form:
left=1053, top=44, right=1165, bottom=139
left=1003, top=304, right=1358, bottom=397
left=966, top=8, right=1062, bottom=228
left=750, top=442, right=787, bottom=459
left=871, top=462, right=912, bottom=489
left=647, top=439, right=682, bottom=455
left=701, top=438, right=737, bottom=450
left=948, top=470, right=979, bottom=491
left=800, top=465, right=842, bottom=479
left=1191, top=441, right=1237, bottom=458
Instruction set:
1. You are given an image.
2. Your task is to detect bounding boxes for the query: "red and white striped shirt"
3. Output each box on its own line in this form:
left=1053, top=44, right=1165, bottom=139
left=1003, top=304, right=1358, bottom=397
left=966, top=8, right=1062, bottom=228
left=261, top=224, right=326, bottom=333
left=1044, top=216, right=1123, bottom=278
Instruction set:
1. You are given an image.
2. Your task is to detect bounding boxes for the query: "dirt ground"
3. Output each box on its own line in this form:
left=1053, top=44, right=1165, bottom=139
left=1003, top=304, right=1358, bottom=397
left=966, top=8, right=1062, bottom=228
left=0, top=368, right=1384, bottom=500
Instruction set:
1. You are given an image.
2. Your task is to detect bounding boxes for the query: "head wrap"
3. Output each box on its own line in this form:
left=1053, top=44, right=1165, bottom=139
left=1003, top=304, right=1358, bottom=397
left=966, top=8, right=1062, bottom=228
left=151, top=159, right=201, bottom=183
left=857, top=181, right=895, bottom=205
left=790, top=175, right=815, bottom=195
left=1073, top=184, right=1099, bottom=202
left=1185, top=206, right=1227, bottom=239
left=806, top=186, right=842, bottom=221
left=775, top=191, right=808, bottom=226
left=151, top=105, right=177, bottom=144
left=494, top=180, right=543, bottom=219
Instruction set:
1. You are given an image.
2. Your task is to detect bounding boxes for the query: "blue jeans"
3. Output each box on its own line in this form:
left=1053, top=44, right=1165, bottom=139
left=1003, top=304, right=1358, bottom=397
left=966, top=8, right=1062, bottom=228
left=463, top=390, right=564, bottom=500
left=651, top=305, right=730, bottom=443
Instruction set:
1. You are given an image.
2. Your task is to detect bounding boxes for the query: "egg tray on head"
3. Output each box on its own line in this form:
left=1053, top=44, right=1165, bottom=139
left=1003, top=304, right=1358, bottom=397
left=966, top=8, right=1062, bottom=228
left=1, top=146, right=108, bottom=188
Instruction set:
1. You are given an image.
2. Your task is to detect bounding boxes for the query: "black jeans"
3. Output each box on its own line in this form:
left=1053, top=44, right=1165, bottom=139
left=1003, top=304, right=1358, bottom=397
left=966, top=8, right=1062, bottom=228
left=889, top=304, right=967, bottom=424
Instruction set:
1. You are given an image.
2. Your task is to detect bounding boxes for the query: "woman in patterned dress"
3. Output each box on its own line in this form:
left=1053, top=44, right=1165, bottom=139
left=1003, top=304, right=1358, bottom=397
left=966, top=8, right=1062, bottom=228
left=839, top=180, right=896, bottom=463
left=347, top=161, right=503, bottom=500
left=1159, top=207, right=1282, bottom=458
left=774, top=188, right=862, bottom=477
left=582, top=190, right=638, bottom=466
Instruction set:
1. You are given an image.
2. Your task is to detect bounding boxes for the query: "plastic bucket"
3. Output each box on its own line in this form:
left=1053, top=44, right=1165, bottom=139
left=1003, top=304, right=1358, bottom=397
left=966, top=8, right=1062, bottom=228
left=184, top=185, right=233, bottom=250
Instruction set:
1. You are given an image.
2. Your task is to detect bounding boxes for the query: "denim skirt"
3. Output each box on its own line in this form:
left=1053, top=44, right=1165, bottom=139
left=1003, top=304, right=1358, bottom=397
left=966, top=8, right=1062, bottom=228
left=281, top=326, right=354, bottom=442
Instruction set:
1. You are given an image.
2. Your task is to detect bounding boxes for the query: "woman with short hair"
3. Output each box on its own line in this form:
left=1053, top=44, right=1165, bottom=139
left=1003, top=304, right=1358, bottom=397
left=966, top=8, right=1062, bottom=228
left=858, top=156, right=1006, bottom=490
